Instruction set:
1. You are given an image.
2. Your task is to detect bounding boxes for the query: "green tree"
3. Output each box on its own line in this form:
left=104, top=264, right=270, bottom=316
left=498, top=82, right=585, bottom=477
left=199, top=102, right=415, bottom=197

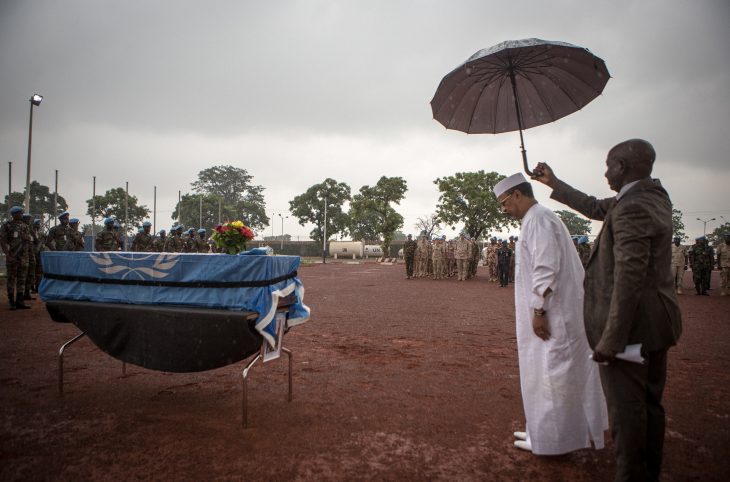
left=349, top=176, right=407, bottom=256
left=289, top=178, right=351, bottom=245
left=1, top=181, right=69, bottom=219
left=433, top=171, right=515, bottom=240
left=186, top=165, right=268, bottom=230
left=555, top=210, right=592, bottom=236
left=86, top=187, right=150, bottom=235
left=173, top=193, right=227, bottom=233
left=708, top=221, right=730, bottom=247
left=672, top=207, right=686, bottom=240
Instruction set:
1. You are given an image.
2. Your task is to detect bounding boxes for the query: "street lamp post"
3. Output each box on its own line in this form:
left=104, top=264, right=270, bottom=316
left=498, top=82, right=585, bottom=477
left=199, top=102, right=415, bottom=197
left=697, top=217, right=716, bottom=236
left=271, top=213, right=276, bottom=239
left=278, top=213, right=288, bottom=251
left=24, top=94, right=43, bottom=213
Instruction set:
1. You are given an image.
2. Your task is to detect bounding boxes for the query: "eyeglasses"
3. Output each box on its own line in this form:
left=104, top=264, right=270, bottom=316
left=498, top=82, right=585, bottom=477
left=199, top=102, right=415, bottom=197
left=499, top=193, right=514, bottom=207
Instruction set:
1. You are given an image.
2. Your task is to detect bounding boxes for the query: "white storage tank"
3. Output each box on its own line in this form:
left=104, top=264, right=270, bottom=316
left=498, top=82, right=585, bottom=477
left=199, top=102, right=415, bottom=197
left=329, top=241, right=364, bottom=259
left=364, top=245, right=384, bottom=258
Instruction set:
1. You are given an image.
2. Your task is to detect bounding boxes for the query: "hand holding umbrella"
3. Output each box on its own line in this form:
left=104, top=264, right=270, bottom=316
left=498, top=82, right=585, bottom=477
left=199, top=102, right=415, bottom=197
left=431, top=38, right=610, bottom=175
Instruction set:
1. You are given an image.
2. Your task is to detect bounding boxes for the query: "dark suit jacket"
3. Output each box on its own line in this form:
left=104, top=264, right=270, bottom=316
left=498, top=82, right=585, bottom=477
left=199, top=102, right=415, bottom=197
left=551, top=178, right=682, bottom=353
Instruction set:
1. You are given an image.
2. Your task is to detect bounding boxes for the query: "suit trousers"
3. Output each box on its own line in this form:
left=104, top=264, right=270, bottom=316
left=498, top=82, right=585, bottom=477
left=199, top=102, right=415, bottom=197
left=599, top=349, right=668, bottom=482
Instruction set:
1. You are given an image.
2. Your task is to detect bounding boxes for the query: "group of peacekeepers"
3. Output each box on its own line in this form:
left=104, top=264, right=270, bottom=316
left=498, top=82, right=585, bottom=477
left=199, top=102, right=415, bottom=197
left=403, top=232, right=517, bottom=283
left=671, top=233, right=730, bottom=296
left=1, top=206, right=219, bottom=310
left=402, top=228, right=730, bottom=297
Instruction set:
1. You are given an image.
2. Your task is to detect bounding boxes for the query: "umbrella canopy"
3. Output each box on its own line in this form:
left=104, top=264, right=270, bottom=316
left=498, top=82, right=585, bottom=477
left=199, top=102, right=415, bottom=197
left=431, top=38, right=609, bottom=173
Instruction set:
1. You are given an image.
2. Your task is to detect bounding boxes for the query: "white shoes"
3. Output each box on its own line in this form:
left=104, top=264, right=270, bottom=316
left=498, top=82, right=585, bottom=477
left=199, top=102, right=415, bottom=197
left=514, top=440, right=532, bottom=452
left=513, top=431, right=527, bottom=441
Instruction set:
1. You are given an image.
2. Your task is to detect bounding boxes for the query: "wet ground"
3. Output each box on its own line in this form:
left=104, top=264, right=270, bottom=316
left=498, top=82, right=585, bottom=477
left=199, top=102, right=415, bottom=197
left=1, top=264, right=728, bottom=481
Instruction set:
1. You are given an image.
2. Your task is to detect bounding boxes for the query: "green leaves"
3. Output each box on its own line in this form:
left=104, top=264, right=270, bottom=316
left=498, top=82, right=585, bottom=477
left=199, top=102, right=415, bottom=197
left=289, top=178, right=352, bottom=244
left=433, top=171, right=515, bottom=239
left=555, top=210, right=592, bottom=236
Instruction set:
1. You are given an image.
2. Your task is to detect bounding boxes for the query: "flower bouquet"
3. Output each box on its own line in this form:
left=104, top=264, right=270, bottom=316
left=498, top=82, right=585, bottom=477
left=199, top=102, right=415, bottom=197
left=211, top=220, right=255, bottom=254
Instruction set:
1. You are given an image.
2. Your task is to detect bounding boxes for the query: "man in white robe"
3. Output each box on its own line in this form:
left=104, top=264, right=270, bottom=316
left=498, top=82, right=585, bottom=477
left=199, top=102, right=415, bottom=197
left=494, top=173, right=608, bottom=455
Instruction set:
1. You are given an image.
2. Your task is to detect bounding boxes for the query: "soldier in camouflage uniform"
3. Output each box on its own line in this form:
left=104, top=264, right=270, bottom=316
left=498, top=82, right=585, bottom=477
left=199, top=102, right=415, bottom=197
left=152, top=229, right=167, bottom=252
left=163, top=225, right=186, bottom=253
left=486, top=237, right=499, bottom=282
left=46, top=211, right=73, bottom=251
left=415, top=234, right=429, bottom=278
left=1, top=206, right=32, bottom=310
left=183, top=228, right=197, bottom=253
left=670, top=236, right=688, bottom=295
left=576, top=236, right=591, bottom=268
left=455, top=233, right=469, bottom=281
left=96, top=218, right=122, bottom=251
left=717, top=233, right=730, bottom=296
left=431, top=236, right=445, bottom=280
left=20, top=215, right=37, bottom=300
left=196, top=229, right=211, bottom=253
left=403, top=234, right=417, bottom=279
left=497, top=240, right=513, bottom=287
left=131, top=221, right=155, bottom=252
left=31, top=219, right=45, bottom=291
left=508, top=236, right=516, bottom=283
left=112, top=222, right=126, bottom=250
left=689, top=236, right=713, bottom=295
left=69, top=218, right=85, bottom=251
left=446, top=238, right=455, bottom=277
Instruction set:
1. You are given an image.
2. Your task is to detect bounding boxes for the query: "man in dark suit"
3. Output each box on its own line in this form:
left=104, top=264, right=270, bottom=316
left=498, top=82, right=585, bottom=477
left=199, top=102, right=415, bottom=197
left=532, top=139, right=682, bottom=481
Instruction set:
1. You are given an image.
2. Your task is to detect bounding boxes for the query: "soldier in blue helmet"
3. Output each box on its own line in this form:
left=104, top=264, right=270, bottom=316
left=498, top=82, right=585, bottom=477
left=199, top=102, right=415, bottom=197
left=152, top=229, right=167, bottom=252
left=20, top=214, right=37, bottom=300
left=163, top=225, right=185, bottom=252
left=95, top=218, right=121, bottom=251
left=183, top=228, right=197, bottom=253
left=131, top=221, right=154, bottom=252
left=68, top=218, right=85, bottom=251
left=46, top=210, right=73, bottom=251
left=1, top=206, right=32, bottom=309
left=31, top=218, right=45, bottom=290
left=196, top=228, right=211, bottom=253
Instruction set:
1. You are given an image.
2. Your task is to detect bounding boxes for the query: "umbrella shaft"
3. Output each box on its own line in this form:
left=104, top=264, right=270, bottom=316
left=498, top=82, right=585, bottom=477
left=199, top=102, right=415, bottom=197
left=509, top=69, right=533, bottom=176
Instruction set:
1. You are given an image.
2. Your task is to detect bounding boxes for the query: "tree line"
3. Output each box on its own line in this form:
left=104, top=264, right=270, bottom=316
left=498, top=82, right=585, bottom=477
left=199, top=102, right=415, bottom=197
left=4, top=166, right=712, bottom=249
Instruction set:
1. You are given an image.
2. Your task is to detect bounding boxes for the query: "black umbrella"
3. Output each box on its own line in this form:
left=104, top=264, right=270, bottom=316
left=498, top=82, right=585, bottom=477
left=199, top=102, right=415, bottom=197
left=431, top=38, right=610, bottom=175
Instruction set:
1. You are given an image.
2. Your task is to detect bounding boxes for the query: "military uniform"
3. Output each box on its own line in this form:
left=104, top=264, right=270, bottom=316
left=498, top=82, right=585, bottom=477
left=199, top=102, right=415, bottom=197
left=183, top=232, right=197, bottom=253
left=31, top=222, right=45, bottom=291
left=717, top=239, right=730, bottom=296
left=96, top=227, right=122, bottom=251
left=403, top=236, right=417, bottom=279
left=196, top=231, right=211, bottom=253
left=46, top=223, right=73, bottom=251
left=455, top=236, right=469, bottom=281
left=22, top=216, right=37, bottom=299
left=415, top=236, right=429, bottom=278
left=486, top=240, right=499, bottom=282
left=446, top=240, right=455, bottom=277
left=1, top=212, right=32, bottom=309
left=497, top=243, right=513, bottom=287
left=670, top=242, right=688, bottom=294
left=152, top=232, right=167, bottom=252
left=508, top=238, right=516, bottom=283
left=163, top=231, right=186, bottom=253
left=131, top=232, right=154, bottom=252
left=689, top=239, right=714, bottom=295
left=432, top=239, right=445, bottom=280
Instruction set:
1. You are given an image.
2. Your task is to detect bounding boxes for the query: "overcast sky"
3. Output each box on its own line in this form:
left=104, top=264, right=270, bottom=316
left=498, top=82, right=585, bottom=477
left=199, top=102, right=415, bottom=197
left=1, top=0, right=728, bottom=240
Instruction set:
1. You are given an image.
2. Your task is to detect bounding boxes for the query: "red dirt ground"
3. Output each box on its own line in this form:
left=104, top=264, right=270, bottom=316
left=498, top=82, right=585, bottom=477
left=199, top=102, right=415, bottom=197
left=1, top=264, right=728, bottom=481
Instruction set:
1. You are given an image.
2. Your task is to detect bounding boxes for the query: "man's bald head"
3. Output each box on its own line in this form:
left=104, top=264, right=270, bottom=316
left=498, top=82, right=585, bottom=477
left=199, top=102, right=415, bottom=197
left=609, top=139, right=655, bottom=178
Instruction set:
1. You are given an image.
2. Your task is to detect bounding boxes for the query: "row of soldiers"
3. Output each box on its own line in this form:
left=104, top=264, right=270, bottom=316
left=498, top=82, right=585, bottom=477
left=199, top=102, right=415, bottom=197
left=94, top=218, right=212, bottom=253
left=1, top=207, right=219, bottom=310
left=671, top=234, right=730, bottom=296
left=403, top=233, right=594, bottom=286
left=403, top=233, right=514, bottom=283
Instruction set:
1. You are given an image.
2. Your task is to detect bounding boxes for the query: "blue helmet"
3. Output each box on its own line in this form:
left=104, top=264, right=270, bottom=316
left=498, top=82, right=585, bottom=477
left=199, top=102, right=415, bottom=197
left=69, top=218, right=79, bottom=224
left=10, top=206, right=23, bottom=215
left=58, top=211, right=70, bottom=219
left=578, top=236, right=589, bottom=245
left=103, top=217, right=115, bottom=225
left=142, top=221, right=152, bottom=227
left=158, top=229, right=166, bottom=235
left=197, top=228, right=206, bottom=234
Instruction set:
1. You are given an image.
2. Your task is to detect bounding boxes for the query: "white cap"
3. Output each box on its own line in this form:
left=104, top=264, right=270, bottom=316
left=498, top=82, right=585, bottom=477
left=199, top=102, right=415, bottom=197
left=493, top=172, right=528, bottom=198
